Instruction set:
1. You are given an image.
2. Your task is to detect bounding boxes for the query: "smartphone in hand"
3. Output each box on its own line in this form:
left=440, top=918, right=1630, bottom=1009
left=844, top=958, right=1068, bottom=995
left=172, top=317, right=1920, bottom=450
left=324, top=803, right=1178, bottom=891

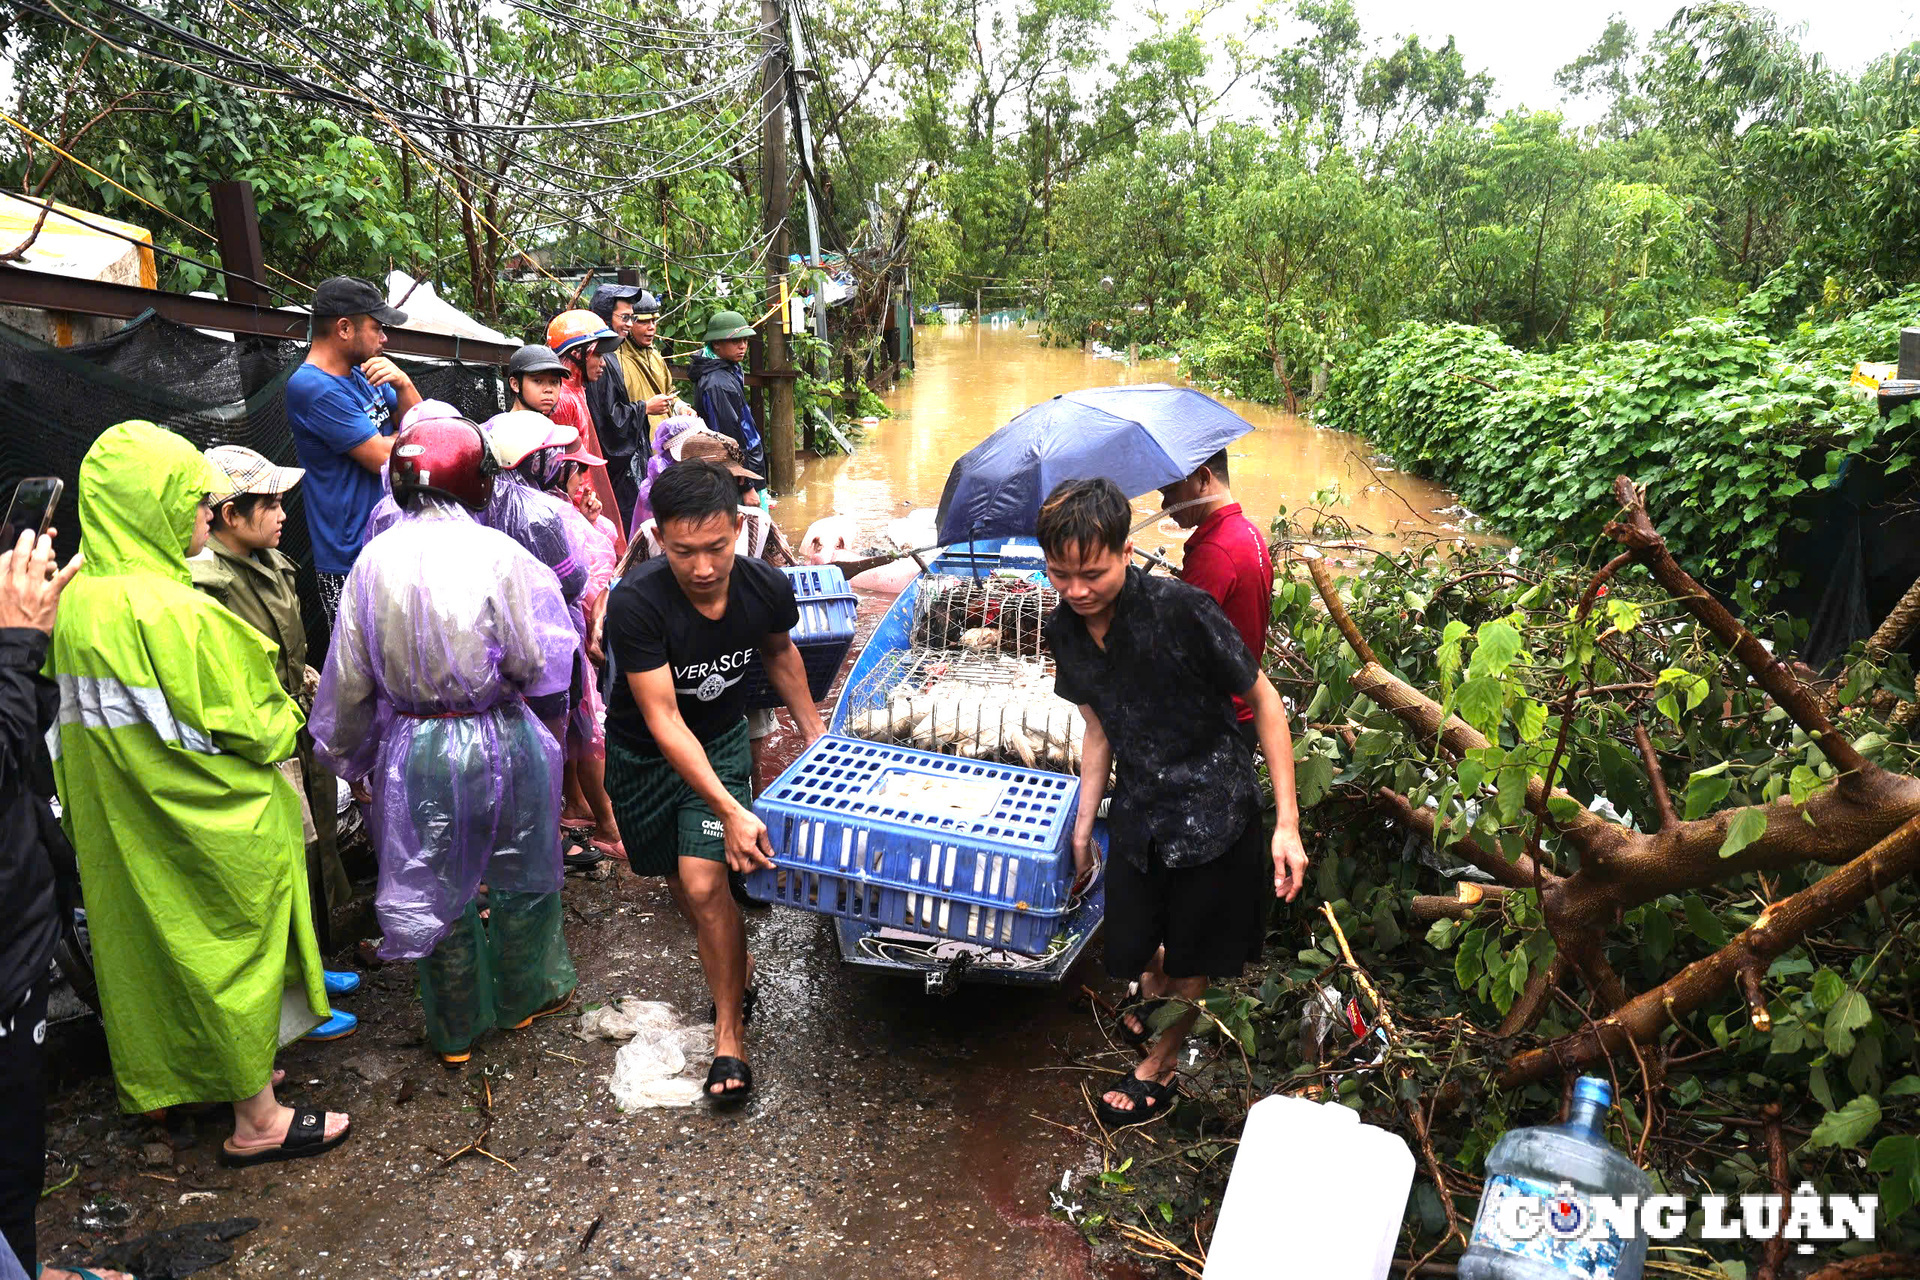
left=1, top=476, right=63, bottom=548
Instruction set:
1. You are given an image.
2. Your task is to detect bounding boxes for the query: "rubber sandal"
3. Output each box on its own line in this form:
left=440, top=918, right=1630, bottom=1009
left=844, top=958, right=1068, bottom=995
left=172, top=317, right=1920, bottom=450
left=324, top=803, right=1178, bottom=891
left=590, top=837, right=626, bottom=862
left=1112, top=985, right=1167, bottom=1050
left=38, top=1266, right=115, bottom=1279
left=323, top=969, right=361, bottom=997
left=703, top=1055, right=753, bottom=1106
left=218, top=1106, right=350, bottom=1167
left=302, top=1010, right=359, bottom=1041
left=438, top=1048, right=471, bottom=1070
left=1095, top=1070, right=1177, bottom=1130
left=708, top=985, right=759, bottom=1027
left=506, top=990, right=575, bottom=1030
left=563, top=844, right=608, bottom=872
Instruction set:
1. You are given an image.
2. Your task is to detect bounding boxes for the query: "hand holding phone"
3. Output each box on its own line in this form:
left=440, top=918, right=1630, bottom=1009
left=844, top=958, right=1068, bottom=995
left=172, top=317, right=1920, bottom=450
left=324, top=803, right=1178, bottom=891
left=0, top=527, right=84, bottom=633
left=0, top=476, right=63, bottom=550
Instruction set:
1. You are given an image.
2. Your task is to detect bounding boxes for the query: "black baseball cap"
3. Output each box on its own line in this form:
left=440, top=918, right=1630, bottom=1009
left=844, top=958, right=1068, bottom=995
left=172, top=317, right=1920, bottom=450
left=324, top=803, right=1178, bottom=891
left=311, top=276, right=409, bottom=324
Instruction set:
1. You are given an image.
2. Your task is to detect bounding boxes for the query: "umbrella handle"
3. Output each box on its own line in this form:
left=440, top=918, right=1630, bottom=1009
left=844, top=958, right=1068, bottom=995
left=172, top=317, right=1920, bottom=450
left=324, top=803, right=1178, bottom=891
left=1131, top=495, right=1213, bottom=534
left=1132, top=545, right=1178, bottom=574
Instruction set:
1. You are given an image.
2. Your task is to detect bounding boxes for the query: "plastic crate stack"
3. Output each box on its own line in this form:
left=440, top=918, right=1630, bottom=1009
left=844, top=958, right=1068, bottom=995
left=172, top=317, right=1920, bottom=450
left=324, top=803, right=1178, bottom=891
left=741, top=564, right=859, bottom=710
left=743, top=736, right=1080, bottom=955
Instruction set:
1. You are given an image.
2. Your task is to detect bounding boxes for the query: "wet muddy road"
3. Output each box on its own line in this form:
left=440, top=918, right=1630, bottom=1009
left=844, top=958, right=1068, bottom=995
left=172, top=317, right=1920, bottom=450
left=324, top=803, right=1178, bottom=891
left=37, top=322, right=1467, bottom=1280
left=40, top=864, right=1150, bottom=1280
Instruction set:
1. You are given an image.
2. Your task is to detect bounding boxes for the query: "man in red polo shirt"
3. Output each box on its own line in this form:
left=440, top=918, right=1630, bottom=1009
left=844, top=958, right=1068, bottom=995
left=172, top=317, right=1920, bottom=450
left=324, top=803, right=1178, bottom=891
left=1159, top=449, right=1274, bottom=747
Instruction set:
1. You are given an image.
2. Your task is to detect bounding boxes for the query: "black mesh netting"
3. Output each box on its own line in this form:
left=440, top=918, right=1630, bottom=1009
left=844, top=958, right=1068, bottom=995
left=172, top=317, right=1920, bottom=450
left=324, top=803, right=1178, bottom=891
left=1774, top=455, right=1920, bottom=669
left=0, top=312, right=507, bottom=659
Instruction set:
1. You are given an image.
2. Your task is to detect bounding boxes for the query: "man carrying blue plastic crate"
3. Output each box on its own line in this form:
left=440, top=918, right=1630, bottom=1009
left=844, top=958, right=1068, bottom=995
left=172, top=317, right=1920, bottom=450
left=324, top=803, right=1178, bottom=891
left=601, top=459, right=827, bottom=1106
left=1036, top=477, right=1310, bottom=1130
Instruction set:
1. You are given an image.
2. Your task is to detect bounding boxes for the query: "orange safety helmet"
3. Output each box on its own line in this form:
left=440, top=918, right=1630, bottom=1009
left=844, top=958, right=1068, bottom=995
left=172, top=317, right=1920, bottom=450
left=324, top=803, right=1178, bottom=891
left=546, top=309, right=619, bottom=361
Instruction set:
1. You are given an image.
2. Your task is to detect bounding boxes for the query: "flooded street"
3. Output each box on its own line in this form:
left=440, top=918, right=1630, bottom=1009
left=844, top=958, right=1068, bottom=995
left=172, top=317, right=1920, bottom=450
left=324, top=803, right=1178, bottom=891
left=784, top=322, right=1472, bottom=552
left=36, top=323, right=1472, bottom=1280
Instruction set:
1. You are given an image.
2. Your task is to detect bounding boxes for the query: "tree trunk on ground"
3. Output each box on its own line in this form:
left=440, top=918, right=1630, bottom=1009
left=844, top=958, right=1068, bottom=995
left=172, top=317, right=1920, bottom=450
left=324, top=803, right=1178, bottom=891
left=1299, top=475, right=1920, bottom=1082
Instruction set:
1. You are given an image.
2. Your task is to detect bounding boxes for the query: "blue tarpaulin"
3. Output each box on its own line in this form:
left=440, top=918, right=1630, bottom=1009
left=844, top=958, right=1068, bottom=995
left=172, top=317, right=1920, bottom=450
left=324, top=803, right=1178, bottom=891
left=934, top=384, right=1254, bottom=544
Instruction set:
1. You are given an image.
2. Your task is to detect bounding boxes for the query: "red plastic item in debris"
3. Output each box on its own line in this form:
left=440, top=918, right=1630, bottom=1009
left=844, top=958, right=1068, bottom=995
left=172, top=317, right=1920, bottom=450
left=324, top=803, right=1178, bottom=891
left=1346, top=997, right=1368, bottom=1039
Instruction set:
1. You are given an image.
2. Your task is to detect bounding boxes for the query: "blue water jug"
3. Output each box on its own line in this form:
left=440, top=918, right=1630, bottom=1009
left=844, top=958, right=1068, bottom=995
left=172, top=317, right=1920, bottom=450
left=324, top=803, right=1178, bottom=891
left=1458, top=1077, right=1654, bottom=1280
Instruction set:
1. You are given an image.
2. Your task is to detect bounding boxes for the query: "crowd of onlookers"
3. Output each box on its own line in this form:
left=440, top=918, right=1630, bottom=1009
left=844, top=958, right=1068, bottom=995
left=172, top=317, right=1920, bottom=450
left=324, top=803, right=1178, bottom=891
left=0, top=278, right=811, bottom=1280
left=0, top=274, right=1316, bottom=1280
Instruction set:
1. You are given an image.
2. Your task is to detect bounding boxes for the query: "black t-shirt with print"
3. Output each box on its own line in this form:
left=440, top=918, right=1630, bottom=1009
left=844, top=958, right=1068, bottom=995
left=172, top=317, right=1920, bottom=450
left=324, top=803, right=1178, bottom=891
left=604, top=554, right=800, bottom=754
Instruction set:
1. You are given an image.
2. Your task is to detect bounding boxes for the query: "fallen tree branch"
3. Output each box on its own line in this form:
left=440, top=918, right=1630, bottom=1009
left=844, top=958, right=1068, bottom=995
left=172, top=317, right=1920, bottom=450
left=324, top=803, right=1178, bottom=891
left=1378, top=785, right=1544, bottom=891
left=1633, top=722, right=1679, bottom=833
left=1804, top=1255, right=1920, bottom=1280
left=1759, top=1102, right=1789, bottom=1280
left=1502, top=812, right=1920, bottom=1085
left=1604, top=475, right=1874, bottom=783
left=1496, top=953, right=1570, bottom=1038
left=1306, top=555, right=1377, bottom=665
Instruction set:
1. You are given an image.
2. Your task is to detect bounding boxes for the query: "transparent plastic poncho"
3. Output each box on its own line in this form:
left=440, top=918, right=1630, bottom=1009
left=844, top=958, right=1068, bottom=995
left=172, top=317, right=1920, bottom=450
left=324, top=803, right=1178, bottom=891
left=556, top=499, right=617, bottom=759
left=310, top=496, right=580, bottom=962
left=482, top=471, right=602, bottom=758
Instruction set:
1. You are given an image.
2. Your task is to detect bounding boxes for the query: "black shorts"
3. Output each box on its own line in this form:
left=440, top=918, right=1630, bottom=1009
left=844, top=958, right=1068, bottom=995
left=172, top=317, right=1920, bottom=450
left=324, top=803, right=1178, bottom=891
left=1104, top=813, right=1267, bottom=982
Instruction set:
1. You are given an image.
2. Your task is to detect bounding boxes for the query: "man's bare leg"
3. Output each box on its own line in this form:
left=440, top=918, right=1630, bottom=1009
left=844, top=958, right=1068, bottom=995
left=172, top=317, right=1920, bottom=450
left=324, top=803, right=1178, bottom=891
left=1117, top=945, right=1169, bottom=1041
left=1104, top=973, right=1205, bottom=1111
left=561, top=761, right=593, bottom=825
left=668, top=858, right=751, bottom=1095
left=577, top=754, right=622, bottom=851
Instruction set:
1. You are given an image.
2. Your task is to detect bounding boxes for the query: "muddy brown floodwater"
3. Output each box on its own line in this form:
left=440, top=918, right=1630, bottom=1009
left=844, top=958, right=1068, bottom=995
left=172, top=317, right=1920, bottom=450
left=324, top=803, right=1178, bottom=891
left=38, top=323, right=1474, bottom=1280
left=783, top=322, right=1476, bottom=553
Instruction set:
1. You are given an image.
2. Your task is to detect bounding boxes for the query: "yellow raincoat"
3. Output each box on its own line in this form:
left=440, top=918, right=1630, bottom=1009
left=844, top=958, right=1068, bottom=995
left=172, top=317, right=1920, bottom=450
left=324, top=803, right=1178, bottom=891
left=49, top=421, right=328, bottom=1113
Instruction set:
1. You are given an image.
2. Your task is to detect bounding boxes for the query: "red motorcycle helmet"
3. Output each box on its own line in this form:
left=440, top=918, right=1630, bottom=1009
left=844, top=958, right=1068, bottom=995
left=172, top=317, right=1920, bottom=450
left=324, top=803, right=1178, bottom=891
left=389, top=410, right=497, bottom=511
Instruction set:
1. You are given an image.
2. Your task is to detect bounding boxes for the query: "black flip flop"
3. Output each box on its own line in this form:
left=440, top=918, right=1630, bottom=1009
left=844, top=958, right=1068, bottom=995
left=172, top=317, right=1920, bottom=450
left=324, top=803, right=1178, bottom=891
left=563, top=840, right=608, bottom=872
left=708, top=985, right=759, bottom=1027
left=1095, top=1071, right=1176, bottom=1129
left=704, top=1056, right=753, bottom=1106
left=1112, top=989, right=1167, bottom=1050
left=219, top=1106, right=350, bottom=1167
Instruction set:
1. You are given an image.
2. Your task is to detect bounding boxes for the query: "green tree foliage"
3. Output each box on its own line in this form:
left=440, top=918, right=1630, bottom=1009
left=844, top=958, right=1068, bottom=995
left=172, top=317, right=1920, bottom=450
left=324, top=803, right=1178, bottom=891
left=1317, top=291, right=1920, bottom=605
left=1075, top=524, right=1920, bottom=1267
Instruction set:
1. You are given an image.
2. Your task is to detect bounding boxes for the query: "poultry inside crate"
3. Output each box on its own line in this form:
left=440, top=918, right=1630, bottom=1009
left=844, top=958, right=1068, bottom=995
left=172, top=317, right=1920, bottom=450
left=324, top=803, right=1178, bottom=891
left=909, top=576, right=1058, bottom=658
left=843, top=647, right=1094, bottom=774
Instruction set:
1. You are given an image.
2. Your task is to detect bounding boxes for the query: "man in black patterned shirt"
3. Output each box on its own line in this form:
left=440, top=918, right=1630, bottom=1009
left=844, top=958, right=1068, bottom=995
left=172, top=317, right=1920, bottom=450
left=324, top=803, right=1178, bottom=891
left=1039, top=477, right=1308, bottom=1129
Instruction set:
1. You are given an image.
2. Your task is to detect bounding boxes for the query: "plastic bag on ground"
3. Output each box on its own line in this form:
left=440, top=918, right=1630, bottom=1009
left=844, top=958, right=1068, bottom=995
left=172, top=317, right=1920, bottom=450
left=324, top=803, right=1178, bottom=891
left=602, top=1002, right=718, bottom=1110
left=575, top=996, right=678, bottom=1043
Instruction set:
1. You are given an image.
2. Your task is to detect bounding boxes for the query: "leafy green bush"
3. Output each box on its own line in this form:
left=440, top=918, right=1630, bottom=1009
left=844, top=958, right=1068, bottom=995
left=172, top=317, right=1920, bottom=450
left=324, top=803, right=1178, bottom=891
left=1317, top=294, right=1920, bottom=605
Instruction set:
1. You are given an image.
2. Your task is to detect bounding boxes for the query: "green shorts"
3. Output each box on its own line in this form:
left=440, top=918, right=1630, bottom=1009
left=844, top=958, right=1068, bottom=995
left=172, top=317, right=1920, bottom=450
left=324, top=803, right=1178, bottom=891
left=605, top=718, right=752, bottom=877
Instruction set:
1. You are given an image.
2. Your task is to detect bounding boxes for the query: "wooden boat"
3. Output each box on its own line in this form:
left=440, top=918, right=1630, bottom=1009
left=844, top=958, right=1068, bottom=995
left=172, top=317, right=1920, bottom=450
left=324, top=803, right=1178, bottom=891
left=812, top=537, right=1108, bottom=992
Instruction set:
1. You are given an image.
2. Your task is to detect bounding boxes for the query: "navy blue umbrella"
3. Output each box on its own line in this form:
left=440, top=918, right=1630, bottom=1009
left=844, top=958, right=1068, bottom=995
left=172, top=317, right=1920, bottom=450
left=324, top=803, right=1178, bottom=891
left=935, top=384, right=1255, bottom=544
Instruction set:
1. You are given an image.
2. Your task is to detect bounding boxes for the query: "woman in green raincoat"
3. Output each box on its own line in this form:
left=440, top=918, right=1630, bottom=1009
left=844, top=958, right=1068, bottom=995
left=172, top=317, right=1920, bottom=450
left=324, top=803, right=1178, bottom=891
left=49, top=421, right=350, bottom=1166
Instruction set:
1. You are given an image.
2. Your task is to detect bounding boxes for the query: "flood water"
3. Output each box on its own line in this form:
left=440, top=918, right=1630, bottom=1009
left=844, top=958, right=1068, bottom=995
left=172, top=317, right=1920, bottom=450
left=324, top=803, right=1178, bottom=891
left=783, top=322, right=1473, bottom=551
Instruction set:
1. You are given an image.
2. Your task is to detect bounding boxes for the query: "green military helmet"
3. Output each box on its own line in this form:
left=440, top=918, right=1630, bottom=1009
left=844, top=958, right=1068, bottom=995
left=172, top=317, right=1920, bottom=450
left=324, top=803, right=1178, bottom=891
left=703, top=310, right=756, bottom=343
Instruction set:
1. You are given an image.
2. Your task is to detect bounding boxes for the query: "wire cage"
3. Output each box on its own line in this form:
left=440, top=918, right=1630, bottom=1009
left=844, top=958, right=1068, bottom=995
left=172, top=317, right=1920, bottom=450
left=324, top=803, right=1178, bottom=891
left=840, top=645, right=1090, bottom=773
left=910, top=575, right=1059, bottom=657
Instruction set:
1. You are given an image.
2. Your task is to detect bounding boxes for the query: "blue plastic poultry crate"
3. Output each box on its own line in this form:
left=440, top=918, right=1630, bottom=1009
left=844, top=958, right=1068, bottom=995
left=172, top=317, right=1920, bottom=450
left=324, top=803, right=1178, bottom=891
left=744, top=736, right=1080, bottom=955
left=742, top=565, right=859, bottom=710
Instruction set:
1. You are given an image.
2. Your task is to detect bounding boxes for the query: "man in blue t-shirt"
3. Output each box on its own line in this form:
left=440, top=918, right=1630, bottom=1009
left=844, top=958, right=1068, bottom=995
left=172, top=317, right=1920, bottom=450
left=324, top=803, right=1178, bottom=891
left=285, top=277, right=422, bottom=620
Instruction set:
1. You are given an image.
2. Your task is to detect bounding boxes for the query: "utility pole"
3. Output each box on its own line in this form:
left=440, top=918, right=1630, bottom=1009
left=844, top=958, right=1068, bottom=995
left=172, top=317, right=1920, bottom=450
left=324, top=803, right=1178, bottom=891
left=759, top=0, right=796, bottom=492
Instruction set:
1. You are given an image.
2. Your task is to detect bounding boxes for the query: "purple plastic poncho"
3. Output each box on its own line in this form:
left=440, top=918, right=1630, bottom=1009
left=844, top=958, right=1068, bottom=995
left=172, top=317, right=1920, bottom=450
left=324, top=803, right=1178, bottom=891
left=481, top=472, right=600, bottom=758
left=310, top=496, right=580, bottom=962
